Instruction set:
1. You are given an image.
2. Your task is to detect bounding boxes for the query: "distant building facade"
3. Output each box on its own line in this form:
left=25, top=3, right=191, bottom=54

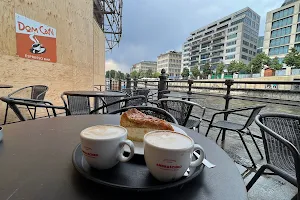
left=157, top=51, right=182, bottom=78
left=130, top=61, right=157, bottom=73
left=257, top=36, right=264, bottom=53
left=181, top=7, right=260, bottom=71
left=263, top=0, right=300, bottom=63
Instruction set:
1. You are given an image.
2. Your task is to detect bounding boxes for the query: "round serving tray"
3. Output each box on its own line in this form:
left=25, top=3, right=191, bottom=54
left=72, top=143, right=204, bottom=192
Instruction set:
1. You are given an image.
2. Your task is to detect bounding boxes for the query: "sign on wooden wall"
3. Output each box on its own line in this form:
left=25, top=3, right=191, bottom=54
left=15, top=13, right=57, bottom=63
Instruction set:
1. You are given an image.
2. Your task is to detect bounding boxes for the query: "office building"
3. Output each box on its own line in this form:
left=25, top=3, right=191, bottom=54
left=257, top=36, right=264, bottom=53
left=181, top=7, right=260, bottom=71
left=130, top=61, right=157, bottom=73
left=263, top=0, right=300, bottom=63
left=157, top=51, right=182, bottom=78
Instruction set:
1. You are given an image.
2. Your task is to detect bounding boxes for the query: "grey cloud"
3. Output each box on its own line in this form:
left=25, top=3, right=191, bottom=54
left=106, top=0, right=284, bottom=72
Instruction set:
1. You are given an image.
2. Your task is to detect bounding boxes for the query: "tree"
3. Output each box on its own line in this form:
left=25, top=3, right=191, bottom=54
left=105, top=71, right=110, bottom=78
left=145, top=69, right=153, bottom=78
left=283, top=48, right=300, bottom=68
left=228, top=61, right=247, bottom=73
left=130, top=70, right=138, bottom=78
left=202, top=63, right=211, bottom=79
left=138, top=70, right=145, bottom=78
left=191, top=66, right=200, bottom=79
left=181, top=67, right=190, bottom=79
left=249, top=53, right=271, bottom=73
left=110, top=70, right=116, bottom=79
left=270, top=57, right=282, bottom=70
left=153, top=71, right=160, bottom=78
left=216, top=62, right=225, bottom=76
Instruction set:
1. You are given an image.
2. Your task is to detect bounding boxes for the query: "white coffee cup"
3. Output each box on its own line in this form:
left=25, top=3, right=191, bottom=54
left=80, top=125, right=134, bottom=170
left=144, top=130, right=205, bottom=182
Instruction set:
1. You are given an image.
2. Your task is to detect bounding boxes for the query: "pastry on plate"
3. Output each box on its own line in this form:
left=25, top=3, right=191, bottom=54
left=120, top=108, right=174, bottom=142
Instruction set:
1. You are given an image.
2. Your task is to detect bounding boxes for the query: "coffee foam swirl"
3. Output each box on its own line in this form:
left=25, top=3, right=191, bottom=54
left=81, top=125, right=125, bottom=139
left=145, top=131, right=192, bottom=149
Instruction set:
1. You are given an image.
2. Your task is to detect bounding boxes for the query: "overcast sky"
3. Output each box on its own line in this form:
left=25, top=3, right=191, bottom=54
left=105, top=0, right=284, bottom=73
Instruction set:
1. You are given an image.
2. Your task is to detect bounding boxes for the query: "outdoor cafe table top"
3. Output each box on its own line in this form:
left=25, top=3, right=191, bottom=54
left=163, top=92, right=204, bottom=100
left=63, top=90, right=127, bottom=98
left=0, top=84, right=13, bottom=88
left=0, top=115, right=247, bottom=200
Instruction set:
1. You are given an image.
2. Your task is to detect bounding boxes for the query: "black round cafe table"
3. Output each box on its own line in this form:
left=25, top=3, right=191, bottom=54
left=63, top=91, right=127, bottom=98
left=0, top=115, right=247, bottom=200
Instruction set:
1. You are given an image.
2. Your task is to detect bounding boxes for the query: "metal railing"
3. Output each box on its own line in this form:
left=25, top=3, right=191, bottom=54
left=104, top=70, right=300, bottom=139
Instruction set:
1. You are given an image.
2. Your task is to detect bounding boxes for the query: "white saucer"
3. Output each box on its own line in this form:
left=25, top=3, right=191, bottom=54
left=124, top=125, right=187, bottom=156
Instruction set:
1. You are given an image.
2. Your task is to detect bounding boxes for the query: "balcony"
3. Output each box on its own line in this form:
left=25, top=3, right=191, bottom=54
left=211, top=58, right=223, bottom=63
left=201, top=36, right=212, bottom=42
left=211, top=52, right=223, bottom=58
left=213, top=32, right=225, bottom=39
left=212, top=40, right=225, bottom=46
left=211, top=46, right=224, bottom=52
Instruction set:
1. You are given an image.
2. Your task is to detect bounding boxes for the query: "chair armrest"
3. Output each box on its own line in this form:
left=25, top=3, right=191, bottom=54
left=7, top=86, right=32, bottom=97
left=10, top=97, right=53, bottom=105
left=209, top=105, right=265, bottom=123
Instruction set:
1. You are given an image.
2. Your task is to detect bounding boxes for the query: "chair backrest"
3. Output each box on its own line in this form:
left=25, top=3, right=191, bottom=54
left=109, top=106, right=178, bottom=124
left=102, top=96, right=122, bottom=113
left=158, top=98, right=204, bottom=126
left=256, top=113, right=300, bottom=185
left=133, top=89, right=150, bottom=100
left=121, top=88, right=132, bottom=97
left=8, top=85, right=48, bottom=100
left=31, top=85, right=48, bottom=100
left=243, top=106, right=265, bottom=129
left=124, top=95, right=146, bottom=107
left=61, top=94, right=90, bottom=115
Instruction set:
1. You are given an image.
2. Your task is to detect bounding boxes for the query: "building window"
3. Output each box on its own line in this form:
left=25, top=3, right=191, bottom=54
left=231, top=18, right=244, bottom=26
left=296, top=34, right=300, bottom=43
left=243, top=40, right=249, bottom=46
left=226, top=47, right=236, bottom=53
left=241, top=55, right=248, bottom=60
left=273, top=6, right=294, bottom=21
left=228, top=26, right=238, bottom=33
left=242, top=47, right=249, bottom=53
left=227, top=40, right=236, bottom=46
left=295, top=44, right=300, bottom=52
left=269, top=46, right=289, bottom=55
left=227, top=33, right=237, bottom=40
left=271, top=16, right=293, bottom=29
left=271, top=26, right=292, bottom=38
left=225, top=55, right=235, bottom=60
left=270, top=36, right=290, bottom=47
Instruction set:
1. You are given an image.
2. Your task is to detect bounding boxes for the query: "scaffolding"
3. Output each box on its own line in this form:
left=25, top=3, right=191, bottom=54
left=94, top=0, right=123, bottom=51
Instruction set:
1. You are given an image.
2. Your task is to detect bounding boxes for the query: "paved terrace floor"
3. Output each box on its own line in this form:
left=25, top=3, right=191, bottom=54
left=176, top=92, right=299, bottom=200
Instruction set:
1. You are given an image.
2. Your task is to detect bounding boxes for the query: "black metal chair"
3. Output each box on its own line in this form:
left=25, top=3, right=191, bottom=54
left=247, top=113, right=300, bottom=200
left=0, top=96, right=65, bottom=122
left=133, top=89, right=150, bottom=104
left=121, top=88, right=132, bottom=97
left=3, top=85, right=48, bottom=124
left=61, top=94, right=90, bottom=115
left=205, top=105, right=265, bottom=168
left=90, top=95, right=146, bottom=114
left=148, top=90, right=170, bottom=105
left=108, top=106, right=178, bottom=124
left=158, top=98, right=205, bottom=132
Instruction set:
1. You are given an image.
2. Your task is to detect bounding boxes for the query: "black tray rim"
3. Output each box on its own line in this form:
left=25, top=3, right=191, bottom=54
left=72, top=143, right=204, bottom=192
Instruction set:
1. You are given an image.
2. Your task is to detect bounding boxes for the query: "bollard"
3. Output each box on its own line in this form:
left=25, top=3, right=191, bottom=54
left=123, top=81, right=126, bottom=89
left=221, top=79, right=234, bottom=141
left=158, top=69, right=167, bottom=99
left=133, top=77, right=138, bottom=90
left=145, top=81, right=147, bottom=88
left=126, top=74, right=131, bottom=89
left=187, top=79, right=194, bottom=95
